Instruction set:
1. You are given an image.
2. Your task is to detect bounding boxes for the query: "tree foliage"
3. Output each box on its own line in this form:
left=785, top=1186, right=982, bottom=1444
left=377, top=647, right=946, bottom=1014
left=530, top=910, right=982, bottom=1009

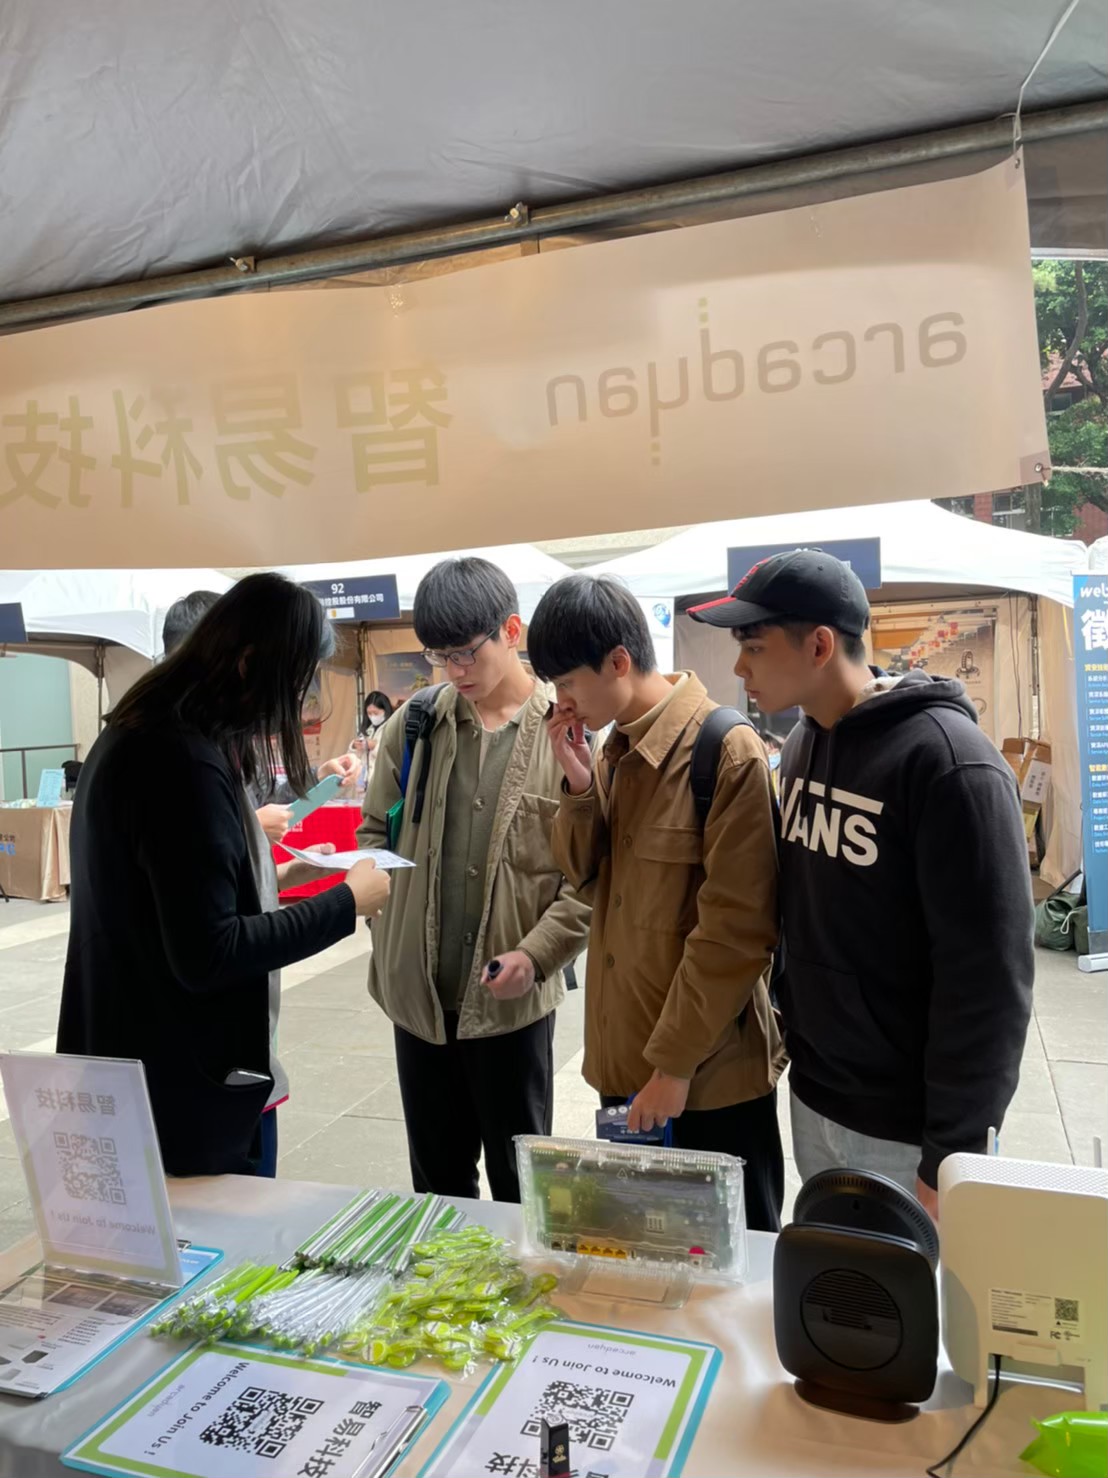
left=1032, top=260, right=1108, bottom=534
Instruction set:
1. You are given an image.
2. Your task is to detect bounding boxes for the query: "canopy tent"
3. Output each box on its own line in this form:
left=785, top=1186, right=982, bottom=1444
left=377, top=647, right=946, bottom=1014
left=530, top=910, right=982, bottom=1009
left=0, top=568, right=235, bottom=711
left=585, top=501, right=1088, bottom=885
left=584, top=500, right=1088, bottom=606
left=0, top=0, right=1104, bottom=328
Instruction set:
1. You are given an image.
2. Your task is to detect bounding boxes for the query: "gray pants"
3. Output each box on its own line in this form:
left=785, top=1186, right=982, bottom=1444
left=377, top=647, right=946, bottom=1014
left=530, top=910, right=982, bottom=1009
left=790, top=1090, right=920, bottom=1196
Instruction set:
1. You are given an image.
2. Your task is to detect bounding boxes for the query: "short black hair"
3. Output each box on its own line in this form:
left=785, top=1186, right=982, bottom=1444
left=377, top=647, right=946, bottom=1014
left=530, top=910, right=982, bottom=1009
left=733, top=617, right=867, bottom=665
left=413, top=558, right=518, bottom=650
left=162, top=590, right=222, bottom=654
left=527, top=574, right=657, bottom=681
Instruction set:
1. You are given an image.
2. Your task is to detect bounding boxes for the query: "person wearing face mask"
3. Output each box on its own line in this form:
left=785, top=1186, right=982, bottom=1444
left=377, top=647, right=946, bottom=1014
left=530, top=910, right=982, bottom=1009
left=350, top=692, right=395, bottom=792
left=357, top=559, right=591, bottom=1203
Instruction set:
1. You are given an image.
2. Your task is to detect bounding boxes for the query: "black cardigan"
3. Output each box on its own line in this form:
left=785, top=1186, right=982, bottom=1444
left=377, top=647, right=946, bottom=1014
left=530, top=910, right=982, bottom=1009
left=56, top=723, right=355, bottom=1176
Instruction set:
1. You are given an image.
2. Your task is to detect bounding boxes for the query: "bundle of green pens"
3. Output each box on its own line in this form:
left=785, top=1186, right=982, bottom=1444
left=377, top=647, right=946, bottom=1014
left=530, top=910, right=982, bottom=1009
left=294, top=1190, right=464, bottom=1273
left=151, top=1192, right=463, bottom=1356
left=339, top=1224, right=560, bottom=1375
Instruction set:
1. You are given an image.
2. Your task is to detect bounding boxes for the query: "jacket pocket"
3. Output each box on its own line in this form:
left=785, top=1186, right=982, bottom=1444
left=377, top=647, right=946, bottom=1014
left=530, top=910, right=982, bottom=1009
left=777, top=954, right=905, bottom=1094
left=149, top=1059, right=273, bottom=1177
left=630, top=823, right=702, bottom=934
left=504, top=794, right=559, bottom=871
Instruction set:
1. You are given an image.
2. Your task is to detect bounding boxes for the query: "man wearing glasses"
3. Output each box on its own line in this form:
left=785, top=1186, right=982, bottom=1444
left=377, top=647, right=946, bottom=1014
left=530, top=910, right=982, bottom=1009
left=357, top=558, right=591, bottom=1202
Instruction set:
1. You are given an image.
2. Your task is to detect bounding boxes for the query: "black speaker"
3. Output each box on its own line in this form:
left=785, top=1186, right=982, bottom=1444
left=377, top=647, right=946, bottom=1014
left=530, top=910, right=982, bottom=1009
left=773, top=1169, right=940, bottom=1422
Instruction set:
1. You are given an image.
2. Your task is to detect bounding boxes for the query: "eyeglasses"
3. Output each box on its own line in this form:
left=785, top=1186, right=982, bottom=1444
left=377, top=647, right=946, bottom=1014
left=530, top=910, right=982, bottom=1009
left=422, top=629, right=498, bottom=669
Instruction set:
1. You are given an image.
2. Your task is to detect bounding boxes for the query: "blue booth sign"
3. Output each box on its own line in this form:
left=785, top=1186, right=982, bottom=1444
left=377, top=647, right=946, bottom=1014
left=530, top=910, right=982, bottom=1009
left=727, top=538, right=882, bottom=593
left=0, top=603, right=27, bottom=644
left=303, top=575, right=400, bottom=623
left=1074, top=574, right=1108, bottom=958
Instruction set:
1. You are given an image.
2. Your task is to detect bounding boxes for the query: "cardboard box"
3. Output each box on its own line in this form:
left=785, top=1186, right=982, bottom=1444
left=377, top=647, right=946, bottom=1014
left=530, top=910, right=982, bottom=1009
left=1001, top=739, right=1052, bottom=864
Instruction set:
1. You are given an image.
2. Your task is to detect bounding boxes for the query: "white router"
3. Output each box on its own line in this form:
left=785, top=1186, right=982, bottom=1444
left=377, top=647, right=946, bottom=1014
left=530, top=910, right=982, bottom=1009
left=939, top=1154, right=1108, bottom=1410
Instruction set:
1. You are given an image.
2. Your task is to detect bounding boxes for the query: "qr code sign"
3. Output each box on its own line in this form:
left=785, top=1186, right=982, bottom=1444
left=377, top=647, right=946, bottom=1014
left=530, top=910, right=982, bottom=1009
left=200, top=1386, right=323, bottom=1459
left=521, top=1380, right=635, bottom=1452
left=1055, top=1298, right=1080, bottom=1323
left=53, top=1132, right=126, bottom=1205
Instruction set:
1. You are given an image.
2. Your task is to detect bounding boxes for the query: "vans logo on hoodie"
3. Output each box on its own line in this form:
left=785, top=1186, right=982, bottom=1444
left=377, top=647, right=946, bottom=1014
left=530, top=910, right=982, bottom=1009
left=780, top=777, right=883, bottom=867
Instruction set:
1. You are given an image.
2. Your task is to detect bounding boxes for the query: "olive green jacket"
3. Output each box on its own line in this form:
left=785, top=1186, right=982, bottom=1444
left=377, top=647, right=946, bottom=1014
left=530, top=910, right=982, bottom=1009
left=357, top=682, right=592, bottom=1043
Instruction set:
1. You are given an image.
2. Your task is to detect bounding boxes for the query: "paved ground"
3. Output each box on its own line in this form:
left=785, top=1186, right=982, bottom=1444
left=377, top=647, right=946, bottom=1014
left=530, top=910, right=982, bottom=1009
left=0, top=895, right=1103, bottom=1243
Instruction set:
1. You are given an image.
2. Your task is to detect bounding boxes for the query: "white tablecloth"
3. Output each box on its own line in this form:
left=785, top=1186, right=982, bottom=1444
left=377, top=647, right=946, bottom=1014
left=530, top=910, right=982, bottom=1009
left=0, top=1176, right=1070, bottom=1477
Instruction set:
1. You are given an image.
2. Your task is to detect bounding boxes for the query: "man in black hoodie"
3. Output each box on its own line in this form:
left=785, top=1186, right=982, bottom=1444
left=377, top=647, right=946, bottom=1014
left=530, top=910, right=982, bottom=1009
left=690, top=550, right=1033, bottom=1219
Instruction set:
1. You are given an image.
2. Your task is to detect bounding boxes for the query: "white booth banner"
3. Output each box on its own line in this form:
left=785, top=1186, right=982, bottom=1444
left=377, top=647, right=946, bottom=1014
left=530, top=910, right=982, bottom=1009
left=0, top=159, right=1047, bottom=569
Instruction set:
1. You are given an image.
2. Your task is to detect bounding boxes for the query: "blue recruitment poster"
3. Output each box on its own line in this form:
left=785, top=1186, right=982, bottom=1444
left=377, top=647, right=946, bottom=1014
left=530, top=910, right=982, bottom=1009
left=1073, top=574, right=1108, bottom=957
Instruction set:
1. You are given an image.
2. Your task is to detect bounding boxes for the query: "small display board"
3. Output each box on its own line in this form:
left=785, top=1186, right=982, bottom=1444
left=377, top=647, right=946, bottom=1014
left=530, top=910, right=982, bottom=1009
left=420, top=1320, right=721, bottom=1478
left=303, top=575, right=401, bottom=623
left=0, top=1054, right=183, bottom=1288
left=63, top=1341, right=448, bottom=1478
left=35, top=768, right=66, bottom=808
left=0, top=1051, right=222, bottom=1398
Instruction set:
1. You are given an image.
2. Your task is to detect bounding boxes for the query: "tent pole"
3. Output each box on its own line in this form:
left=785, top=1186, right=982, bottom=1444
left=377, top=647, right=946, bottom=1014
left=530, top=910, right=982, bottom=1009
left=0, top=99, right=1103, bottom=332
left=95, top=643, right=105, bottom=728
left=1029, top=595, right=1041, bottom=740
left=356, top=626, right=367, bottom=727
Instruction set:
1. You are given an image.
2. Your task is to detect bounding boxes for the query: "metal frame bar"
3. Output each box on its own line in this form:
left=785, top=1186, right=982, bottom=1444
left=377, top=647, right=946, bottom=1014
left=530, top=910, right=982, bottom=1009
left=1, top=100, right=1104, bottom=332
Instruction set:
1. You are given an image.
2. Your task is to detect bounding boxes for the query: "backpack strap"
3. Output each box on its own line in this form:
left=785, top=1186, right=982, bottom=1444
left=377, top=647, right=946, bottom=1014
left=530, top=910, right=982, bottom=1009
left=690, top=706, right=753, bottom=828
left=401, top=683, right=448, bottom=825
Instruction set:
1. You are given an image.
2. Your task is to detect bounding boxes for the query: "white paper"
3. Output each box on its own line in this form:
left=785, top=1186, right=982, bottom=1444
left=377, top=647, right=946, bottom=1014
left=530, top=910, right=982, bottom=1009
left=65, top=1341, right=444, bottom=1478
left=0, top=1248, right=218, bottom=1398
left=0, top=1054, right=182, bottom=1287
left=283, top=845, right=415, bottom=872
left=423, top=1320, right=720, bottom=1478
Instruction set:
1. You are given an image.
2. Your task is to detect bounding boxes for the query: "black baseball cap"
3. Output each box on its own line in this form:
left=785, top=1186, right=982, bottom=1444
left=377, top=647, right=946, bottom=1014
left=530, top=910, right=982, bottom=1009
left=688, top=549, right=870, bottom=637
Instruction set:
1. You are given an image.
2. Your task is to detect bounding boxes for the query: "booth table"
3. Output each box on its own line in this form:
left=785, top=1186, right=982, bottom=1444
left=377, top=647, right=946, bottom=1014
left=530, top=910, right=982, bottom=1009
left=0, top=1176, right=1071, bottom=1478
left=274, top=800, right=362, bottom=900
left=0, top=805, right=71, bottom=903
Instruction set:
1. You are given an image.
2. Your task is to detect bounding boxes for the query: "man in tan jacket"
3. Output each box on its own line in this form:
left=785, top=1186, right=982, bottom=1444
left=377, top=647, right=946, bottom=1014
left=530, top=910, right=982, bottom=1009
left=527, top=574, right=785, bottom=1230
left=358, top=558, right=591, bottom=1203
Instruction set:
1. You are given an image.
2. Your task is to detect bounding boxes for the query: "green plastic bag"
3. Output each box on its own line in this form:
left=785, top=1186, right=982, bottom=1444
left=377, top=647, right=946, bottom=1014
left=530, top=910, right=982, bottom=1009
left=1020, top=1410, right=1108, bottom=1478
left=1035, top=891, right=1082, bottom=951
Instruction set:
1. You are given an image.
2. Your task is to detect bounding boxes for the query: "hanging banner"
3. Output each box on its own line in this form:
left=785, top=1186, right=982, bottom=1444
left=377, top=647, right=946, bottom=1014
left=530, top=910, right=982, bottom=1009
left=1073, top=575, right=1108, bottom=958
left=0, top=159, right=1047, bottom=568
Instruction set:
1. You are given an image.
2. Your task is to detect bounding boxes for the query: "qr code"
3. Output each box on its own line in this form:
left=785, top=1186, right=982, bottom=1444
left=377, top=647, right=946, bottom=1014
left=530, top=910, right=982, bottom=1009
left=53, top=1132, right=126, bottom=1205
left=520, top=1380, right=635, bottom=1453
left=1055, top=1298, right=1080, bottom=1323
left=200, top=1386, right=324, bottom=1459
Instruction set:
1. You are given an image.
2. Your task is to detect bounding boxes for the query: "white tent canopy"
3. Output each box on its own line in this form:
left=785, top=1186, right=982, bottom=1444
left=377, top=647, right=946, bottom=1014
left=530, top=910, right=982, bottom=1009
left=279, top=544, right=575, bottom=624
left=1, top=0, right=1104, bottom=318
left=0, top=568, right=235, bottom=659
left=586, top=500, right=1086, bottom=885
left=585, top=501, right=1087, bottom=606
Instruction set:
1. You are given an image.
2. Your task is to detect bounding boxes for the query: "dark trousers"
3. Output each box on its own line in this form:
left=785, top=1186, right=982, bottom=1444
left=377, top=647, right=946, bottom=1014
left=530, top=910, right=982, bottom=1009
left=245, top=1107, right=279, bottom=1179
left=601, top=1088, right=784, bottom=1232
left=394, top=1011, right=554, bottom=1203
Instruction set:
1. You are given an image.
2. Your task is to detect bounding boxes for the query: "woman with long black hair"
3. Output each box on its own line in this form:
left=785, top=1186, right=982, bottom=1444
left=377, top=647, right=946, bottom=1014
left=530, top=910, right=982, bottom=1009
left=57, top=574, right=390, bottom=1177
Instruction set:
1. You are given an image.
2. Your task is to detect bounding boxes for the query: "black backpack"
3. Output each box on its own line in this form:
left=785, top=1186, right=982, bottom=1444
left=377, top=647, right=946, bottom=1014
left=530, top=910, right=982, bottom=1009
left=384, top=683, right=449, bottom=851
left=689, top=706, right=754, bottom=827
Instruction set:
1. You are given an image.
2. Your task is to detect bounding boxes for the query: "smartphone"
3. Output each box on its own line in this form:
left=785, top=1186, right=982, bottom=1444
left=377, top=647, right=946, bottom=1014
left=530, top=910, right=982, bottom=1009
left=287, top=773, right=342, bottom=825
left=223, top=1069, right=271, bottom=1088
